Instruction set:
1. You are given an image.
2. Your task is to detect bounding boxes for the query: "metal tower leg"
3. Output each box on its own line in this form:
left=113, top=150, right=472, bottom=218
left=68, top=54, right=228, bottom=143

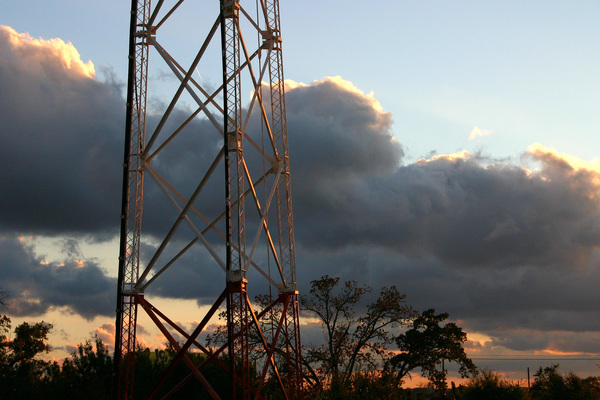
left=114, top=0, right=150, bottom=398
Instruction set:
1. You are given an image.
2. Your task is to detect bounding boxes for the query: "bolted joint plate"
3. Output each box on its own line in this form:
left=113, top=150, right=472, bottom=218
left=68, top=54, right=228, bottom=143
left=223, top=0, right=240, bottom=18
left=227, top=273, right=248, bottom=293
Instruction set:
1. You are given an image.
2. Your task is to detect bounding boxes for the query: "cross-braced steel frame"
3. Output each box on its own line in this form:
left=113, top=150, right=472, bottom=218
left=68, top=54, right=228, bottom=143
left=114, top=1, right=302, bottom=398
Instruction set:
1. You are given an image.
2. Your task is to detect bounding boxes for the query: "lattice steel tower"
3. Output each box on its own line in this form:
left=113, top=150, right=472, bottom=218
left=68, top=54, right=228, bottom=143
left=113, top=0, right=302, bottom=398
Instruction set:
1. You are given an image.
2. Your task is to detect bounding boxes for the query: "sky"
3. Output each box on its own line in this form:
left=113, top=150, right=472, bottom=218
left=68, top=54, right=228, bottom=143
left=1, top=0, right=600, bottom=385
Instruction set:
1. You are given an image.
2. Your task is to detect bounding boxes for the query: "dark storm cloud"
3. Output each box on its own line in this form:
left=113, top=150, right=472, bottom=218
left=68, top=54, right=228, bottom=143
left=0, top=25, right=220, bottom=236
left=283, top=81, right=600, bottom=352
left=3, top=26, right=600, bottom=356
left=0, top=26, right=123, bottom=236
left=292, top=145, right=600, bottom=270
left=280, top=78, right=600, bottom=353
left=0, top=235, right=115, bottom=319
left=285, top=78, right=402, bottom=178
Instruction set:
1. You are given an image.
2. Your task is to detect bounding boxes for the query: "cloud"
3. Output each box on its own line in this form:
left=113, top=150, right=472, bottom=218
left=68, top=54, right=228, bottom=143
left=0, top=235, right=115, bottom=319
left=0, top=25, right=123, bottom=236
left=286, top=76, right=401, bottom=178
left=279, top=80, right=600, bottom=354
left=293, top=143, right=600, bottom=274
left=468, top=126, right=491, bottom=141
left=3, top=26, right=600, bottom=357
left=1, top=26, right=95, bottom=79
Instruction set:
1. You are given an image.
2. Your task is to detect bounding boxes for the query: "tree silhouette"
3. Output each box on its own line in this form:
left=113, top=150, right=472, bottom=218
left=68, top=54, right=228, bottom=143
left=461, top=369, right=527, bottom=400
left=530, top=364, right=600, bottom=400
left=301, top=275, right=416, bottom=394
left=54, top=337, right=113, bottom=399
left=390, top=308, right=476, bottom=391
left=0, top=317, right=53, bottom=399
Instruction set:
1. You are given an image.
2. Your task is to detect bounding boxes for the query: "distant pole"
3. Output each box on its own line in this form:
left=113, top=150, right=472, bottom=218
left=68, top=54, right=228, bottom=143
left=442, top=359, right=447, bottom=398
left=527, top=367, right=531, bottom=391
left=451, top=381, right=458, bottom=400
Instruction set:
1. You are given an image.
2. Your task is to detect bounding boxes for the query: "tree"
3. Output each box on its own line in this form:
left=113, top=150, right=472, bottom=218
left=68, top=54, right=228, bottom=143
left=129, top=345, right=233, bottom=399
left=301, top=275, right=416, bottom=395
left=53, top=336, right=113, bottom=399
left=530, top=364, right=600, bottom=400
left=0, top=314, right=12, bottom=368
left=390, top=308, right=476, bottom=392
left=0, top=317, right=54, bottom=399
left=460, top=369, right=527, bottom=400
left=344, top=371, right=409, bottom=400
left=0, top=289, right=9, bottom=364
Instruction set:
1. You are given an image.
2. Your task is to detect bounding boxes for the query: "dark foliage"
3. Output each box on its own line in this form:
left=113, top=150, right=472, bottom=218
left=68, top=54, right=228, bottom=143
left=301, top=275, right=416, bottom=392
left=460, top=369, right=527, bottom=400
left=0, top=316, right=53, bottom=399
left=0, top=314, right=232, bottom=399
left=51, top=337, right=113, bottom=399
left=130, top=346, right=232, bottom=400
left=2, top=291, right=600, bottom=400
left=390, top=308, right=477, bottom=391
left=530, top=364, right=600, bottom=400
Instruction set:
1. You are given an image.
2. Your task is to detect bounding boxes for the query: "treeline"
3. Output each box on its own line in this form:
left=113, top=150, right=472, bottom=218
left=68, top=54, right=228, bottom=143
left=458, top=366, right=600, bottom=400
left=2, top=317, right=599, bottom=400
left=2, top=280, right=600, bottom=399
left=0, top=319, right=229, bottom=399
left=311, top=366, right=600, bottom=399
left=0, top=317, right=112, bottom=399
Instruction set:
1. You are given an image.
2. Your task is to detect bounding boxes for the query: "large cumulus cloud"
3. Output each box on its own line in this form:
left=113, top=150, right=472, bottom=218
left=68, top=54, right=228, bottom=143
left=284, top=79, right=600, bottom=354
left=294, top=146, right=600, bottom=269
left=2, top=26, right=600, bottom=357
left=0, top=25, right=124, bottom=235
